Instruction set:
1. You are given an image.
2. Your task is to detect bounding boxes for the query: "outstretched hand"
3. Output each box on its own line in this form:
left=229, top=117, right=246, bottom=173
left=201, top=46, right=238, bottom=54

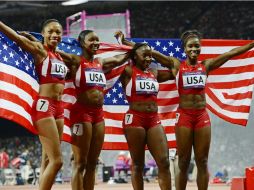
left=114, top=30, right=125, bottom=45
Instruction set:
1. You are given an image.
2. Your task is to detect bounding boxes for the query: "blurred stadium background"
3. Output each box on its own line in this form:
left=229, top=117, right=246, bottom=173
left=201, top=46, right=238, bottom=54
left=0, top=1, right=254, bottom=188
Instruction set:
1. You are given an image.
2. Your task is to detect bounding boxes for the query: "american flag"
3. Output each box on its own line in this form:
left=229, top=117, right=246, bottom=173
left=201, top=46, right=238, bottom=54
left=1, top=32, right=254, bottom=150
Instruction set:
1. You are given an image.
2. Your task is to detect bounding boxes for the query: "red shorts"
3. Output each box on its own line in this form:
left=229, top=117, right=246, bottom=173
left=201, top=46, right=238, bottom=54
left=175, top=108, right=211, bottom=130
left=70, top=102, right=104, bottom=126
left=123, top=109, right=161, bottom=130
left=32, top=96, right=64, bottom=122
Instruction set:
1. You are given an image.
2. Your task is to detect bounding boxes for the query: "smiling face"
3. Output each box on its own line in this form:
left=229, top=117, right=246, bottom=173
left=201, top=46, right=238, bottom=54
left=134, top=45, right=152, bottom=70
left=81, top=32, right=100, bottom=55
left=42, top=21, right=63, bottom=48
left=184, top=37, right=201, bottom=60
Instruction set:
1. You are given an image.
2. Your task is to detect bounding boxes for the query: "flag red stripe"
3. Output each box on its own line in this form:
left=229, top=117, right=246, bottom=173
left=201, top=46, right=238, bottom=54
left=157, top=98, right=179, bottom=106
left=102, top=142, right=129, bottom=150
left=209, top=65, right=254, bottom=75
left=0, top=108, right=37, bottom=134
left=159, top=83, right=177, bottom=91
left=198, top=51, right=254, bottom=60
left=207, top=79, right=254, bottom=89
left=0, top=90, right=31, bottom=112
left=206, top=88, right=250, bottom=112
left=105, top=127, right=123, bottom=134
left=0, top=72, right=37, bottom=96
left=104, top=111, right=124, bottom=119
left=222, top=91, right=253, bottom=100
left=201, top=40, right=252, bottom=46
left=164, top=127, right=175, bottom=133
left=206, top=104, right=247, bottom=126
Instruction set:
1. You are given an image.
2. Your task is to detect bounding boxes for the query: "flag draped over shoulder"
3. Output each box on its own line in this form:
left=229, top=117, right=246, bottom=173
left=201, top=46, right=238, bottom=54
left=1, top=31, right=254, bottom=150
left=0, top=32, right=39, bottom=134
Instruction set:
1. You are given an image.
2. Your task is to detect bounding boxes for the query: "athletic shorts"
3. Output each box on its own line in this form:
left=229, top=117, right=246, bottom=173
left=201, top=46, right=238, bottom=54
left=32, top=96, right=64, bottom=122
left=70, top=102, right=104, bottom=126
left=123, top=109, right=161, bottom=130
left=175, top=108, right=211, bottom=130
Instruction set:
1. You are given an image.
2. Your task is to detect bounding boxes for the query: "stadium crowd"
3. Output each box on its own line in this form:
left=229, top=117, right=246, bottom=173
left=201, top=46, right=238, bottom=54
left=0, top=1, right=253, bottom=39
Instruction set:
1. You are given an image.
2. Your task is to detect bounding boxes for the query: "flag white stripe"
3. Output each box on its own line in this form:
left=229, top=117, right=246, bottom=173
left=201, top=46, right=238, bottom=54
left=103, top=105, right=129, bottom=113
left=206, top=95, right=249, bottom=119
left=158, top=90, right=178, bottom=99
left=158, top=105, right=178, bottom=113
left=201, top=46, right=254, bottom=54
left=104, top=133, right=176, bottom=142
left=208, top=72, right=254, bottom=83
left=0, top=63, right=39, bottom=91
left=0, top=99, right=33, bottom=124
left=0, top=81, right=33, bottom=106
left=62, top=94, right=76, bottom=104
left=220, top=57, right=254, bottom=68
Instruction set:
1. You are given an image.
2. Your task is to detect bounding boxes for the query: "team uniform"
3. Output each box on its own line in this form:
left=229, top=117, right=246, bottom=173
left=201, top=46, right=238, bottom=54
left=175, top=61, right=211, bottom=130
left=32, top=48, right=68, bottom=122
left=123, top=66, right=160, bottom=130
left=70, top=57, right=106, bottom=135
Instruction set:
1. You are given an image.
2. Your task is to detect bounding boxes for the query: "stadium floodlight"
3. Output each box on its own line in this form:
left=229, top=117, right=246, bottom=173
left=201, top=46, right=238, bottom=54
left=61, top=0, right=88, bottom=6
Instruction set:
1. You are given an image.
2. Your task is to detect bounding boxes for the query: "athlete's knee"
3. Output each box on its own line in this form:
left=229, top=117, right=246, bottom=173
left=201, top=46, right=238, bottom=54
left=86, top=160, right=97, bottom=171
left=178, top=157, right=190, bottom=173
left=156, top=156, right=170, bottom=171
left=74, top=160, right=87, bottom=173
left=132, top=162, right=144, bottom=173
left=195, top=157, right=208, bottom=171
left=52, top=157, right=63, bottom=170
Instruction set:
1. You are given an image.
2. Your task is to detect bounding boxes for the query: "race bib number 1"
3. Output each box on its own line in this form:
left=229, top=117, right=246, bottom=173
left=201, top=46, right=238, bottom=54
left=36, top=99, right=49, bottom=112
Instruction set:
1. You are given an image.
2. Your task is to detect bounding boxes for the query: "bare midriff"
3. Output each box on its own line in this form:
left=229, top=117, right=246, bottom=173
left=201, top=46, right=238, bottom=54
left=179, top=94, right=206, bottom=109
left=77, top=89, right=104, bottom=107
left=129, top=101, right=158, bottom=113
left=39, top=83, right=65, bottom=101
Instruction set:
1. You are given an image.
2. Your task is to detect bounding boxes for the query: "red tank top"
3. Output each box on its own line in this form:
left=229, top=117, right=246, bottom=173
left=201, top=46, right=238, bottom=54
left=74, top=57, right=106, bottom=94
left=176, top=61, right=207, bottom=95
left=125, top=66, right=159, bottom=103
left=36, top=48, right=68, bottom=85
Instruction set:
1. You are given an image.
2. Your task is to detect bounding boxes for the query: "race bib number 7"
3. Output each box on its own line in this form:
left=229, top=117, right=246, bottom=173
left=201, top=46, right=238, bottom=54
left=72, top=123, right=83, bottom=136
left=125, top=114, right=133, bottom=125
left=36, top=99, right=49, bottom=112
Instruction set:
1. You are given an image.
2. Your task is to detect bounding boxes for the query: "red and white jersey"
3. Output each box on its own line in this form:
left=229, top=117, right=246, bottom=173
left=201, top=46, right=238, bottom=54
left=36, top=48, right=68, bottom=85
left=74, top=57, right=106, bottom=94
left=176, top=61, right=207, bottom=95
left=125, top=66, right=159, bottom=103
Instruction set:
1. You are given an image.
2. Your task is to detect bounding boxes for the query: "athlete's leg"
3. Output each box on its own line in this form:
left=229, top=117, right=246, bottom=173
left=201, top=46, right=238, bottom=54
left=147, top=125, right=171, bottom=190
left=39, top=118, right=63, bottom=183
left=71, top=122, right=93, bottom=190
left=124, top=127, right=146, bottom=190
left=193, top=126, right=211, bottom=190
left=36, top=117, right=63, bottom=190
left=175, top=126, right=193, bottom=190
left=83, top=121, right=105, bottom=190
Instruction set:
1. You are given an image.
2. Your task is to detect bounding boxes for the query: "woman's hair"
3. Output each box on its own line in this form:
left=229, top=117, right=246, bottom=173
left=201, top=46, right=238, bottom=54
left=130, top=42, right=150, bottom=62
left=78, top=30, right=94, bottom=43
left=41, top=19, right=61, bottom=32
left=180, top=29, right=201, bottom=47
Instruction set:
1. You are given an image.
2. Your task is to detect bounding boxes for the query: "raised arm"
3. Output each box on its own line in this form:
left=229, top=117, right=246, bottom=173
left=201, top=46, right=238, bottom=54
left=152, top=50, right=180, bottom=70
left=114, top=30, right=135, bottom=47
left=157, top=70, right=175, bottom=83
left=115, top=30, right=179, bottom=72
left=101, top=52, right=130, bottom=73
left=57, top=50, right=80, bottom=66
left=0, top=21, right=45, bottom=58
left=204, top=41, right=254, bottom=73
